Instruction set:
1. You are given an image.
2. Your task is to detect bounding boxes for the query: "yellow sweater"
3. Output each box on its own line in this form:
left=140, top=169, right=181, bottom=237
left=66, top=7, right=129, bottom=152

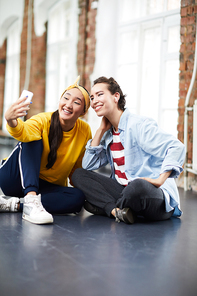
left=6, top=112, right=92, bottom=187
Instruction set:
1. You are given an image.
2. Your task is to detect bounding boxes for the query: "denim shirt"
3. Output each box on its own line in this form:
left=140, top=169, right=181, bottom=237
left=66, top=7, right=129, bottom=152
left=82, top=108, right=186, bottom=217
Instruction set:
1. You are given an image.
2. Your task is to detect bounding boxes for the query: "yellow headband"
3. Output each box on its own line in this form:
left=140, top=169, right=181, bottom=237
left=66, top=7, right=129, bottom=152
left=61, top=76, right=90, bottom=113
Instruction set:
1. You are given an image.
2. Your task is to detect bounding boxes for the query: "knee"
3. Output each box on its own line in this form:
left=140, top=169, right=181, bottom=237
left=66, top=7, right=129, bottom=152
left=131, top=178, right=146, bottom=186
left=22, top=140, right=43, bottom=155
left=121, top=179, right=149, bottom=211
left=74, top=187, right=85, bottom=201
left=71, top=168, right=85, bottom=185
left=129, top=178, right=150, bottom=192
left=72, top=187, right=86, bottom=210
left=23, top=139, right=42, bottom=148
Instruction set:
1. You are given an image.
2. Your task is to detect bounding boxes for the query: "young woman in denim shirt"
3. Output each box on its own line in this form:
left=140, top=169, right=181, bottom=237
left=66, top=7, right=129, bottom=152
left=72, top=76, right=185, bottom=224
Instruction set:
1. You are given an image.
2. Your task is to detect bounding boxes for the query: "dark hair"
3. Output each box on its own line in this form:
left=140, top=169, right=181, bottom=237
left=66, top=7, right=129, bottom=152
left=79, top=85, right=90, bottom=97
left=93, top=76, right=126, bottom=111
left=47, top=86, right=89, bottom=169
left=79, top=85, right=90, bottom=113
left=46, top=110, right=63, bottom=169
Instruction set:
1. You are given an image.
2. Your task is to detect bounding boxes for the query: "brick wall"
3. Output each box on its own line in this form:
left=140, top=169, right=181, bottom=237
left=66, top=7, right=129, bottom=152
left=0, top=40, right=6, bottom=130
left=78, top=0, right=97, bottom=92
left=179, top=0, right=197, bottom=189
left=20, top=0, right=46, bottom=119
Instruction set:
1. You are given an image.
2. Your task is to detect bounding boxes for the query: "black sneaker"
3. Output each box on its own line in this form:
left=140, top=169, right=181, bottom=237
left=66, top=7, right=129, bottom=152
left=115, top=208, right=136, bottom=224
left=84, top=201, right=107, bottom=216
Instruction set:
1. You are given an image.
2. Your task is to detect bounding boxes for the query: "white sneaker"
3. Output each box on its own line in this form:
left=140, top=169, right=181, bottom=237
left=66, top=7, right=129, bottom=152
left=0, top=195, right=19, bottom=212
left=22, top=194, right=53, bottom=224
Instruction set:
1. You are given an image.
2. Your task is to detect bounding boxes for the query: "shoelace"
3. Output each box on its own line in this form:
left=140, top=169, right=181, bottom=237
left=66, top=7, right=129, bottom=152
left=0, top=204, right=8, bottom=210
left=115, top=208, right=121, bottom=223
left=0, top=200, right=11, bottom=211
left=32, top=199, right=45, bottom=212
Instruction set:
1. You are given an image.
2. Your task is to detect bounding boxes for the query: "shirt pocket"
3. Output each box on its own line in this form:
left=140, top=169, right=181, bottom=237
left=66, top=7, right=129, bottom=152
left=125, top=146, right=142, bottom=173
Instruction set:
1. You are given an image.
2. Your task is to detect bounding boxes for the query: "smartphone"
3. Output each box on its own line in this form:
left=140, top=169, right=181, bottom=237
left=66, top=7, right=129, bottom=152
left=20, top=90, right=33, bottom=103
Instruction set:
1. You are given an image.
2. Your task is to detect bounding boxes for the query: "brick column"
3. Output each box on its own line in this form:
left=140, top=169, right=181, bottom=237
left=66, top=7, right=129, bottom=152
left=20, top=0, right=46, bottom=119
left=179, top=0, right=197, bottom=189
left=179, top=1, right=197, bottom=161
left=0, top=40, right=6, bottom=130
left=78, top=0, right=97, bottom=92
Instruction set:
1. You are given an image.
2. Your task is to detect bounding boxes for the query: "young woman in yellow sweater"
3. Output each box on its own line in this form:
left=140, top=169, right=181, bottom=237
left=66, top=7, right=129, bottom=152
left=0, top=77, right=92, bottom=225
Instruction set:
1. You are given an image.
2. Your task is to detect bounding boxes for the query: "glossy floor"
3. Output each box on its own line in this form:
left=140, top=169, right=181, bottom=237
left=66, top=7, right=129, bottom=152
left=0, top=188, right=197, bottom=296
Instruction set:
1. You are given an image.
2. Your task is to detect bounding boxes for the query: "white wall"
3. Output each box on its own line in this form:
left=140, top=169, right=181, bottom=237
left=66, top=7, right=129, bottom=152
left=0, top=0, right=24, bottom=46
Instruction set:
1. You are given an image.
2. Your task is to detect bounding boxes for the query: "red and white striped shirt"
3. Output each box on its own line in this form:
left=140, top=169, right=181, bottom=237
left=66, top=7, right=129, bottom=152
left=110, top=129, right=128, bottom=186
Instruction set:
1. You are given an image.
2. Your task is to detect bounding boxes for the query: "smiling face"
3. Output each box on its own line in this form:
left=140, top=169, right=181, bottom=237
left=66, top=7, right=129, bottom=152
left=90, top=83, right=119, bottom=117
left=59, top=87, right=85, bottom=129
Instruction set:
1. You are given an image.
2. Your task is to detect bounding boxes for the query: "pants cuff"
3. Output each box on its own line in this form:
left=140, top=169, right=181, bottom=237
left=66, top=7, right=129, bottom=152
left=24, top=186, right=38, bottom=196
left=104, top=202, right=116, bottom=217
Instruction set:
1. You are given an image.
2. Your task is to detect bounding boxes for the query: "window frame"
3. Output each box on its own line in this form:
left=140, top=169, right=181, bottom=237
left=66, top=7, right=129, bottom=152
left=116, top=1, right=180, bottom=136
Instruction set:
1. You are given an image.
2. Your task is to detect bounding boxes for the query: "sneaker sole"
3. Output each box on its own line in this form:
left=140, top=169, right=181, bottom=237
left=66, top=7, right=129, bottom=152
left=22, top=213, right=53, bottom=225
left=123, top=208, right=136, bottom=224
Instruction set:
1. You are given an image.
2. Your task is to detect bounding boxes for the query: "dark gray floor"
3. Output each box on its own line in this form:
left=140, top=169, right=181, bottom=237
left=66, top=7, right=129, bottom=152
left=0, top=188, right=197, bottom=296
left=0, top=144, right=197, bottom=296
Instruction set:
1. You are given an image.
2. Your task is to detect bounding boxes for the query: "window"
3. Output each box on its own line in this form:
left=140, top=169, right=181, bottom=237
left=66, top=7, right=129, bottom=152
left=45, top=0, right=78, bottom=112
left=2, top=20, right=20, bottom=133
left=92, top=0, right=180, bottom=136
left=116, top=0, right=180, bottom=136
left=119, top=0, right=180, bottom=21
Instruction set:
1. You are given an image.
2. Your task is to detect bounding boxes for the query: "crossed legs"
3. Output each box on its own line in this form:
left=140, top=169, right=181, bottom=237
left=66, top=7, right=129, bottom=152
left=72, top=168, right=174, bottom=221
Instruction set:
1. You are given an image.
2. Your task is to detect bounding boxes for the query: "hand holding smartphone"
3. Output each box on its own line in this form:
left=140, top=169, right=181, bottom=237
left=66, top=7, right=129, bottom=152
left=20, top=90, right=33, bottom=103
